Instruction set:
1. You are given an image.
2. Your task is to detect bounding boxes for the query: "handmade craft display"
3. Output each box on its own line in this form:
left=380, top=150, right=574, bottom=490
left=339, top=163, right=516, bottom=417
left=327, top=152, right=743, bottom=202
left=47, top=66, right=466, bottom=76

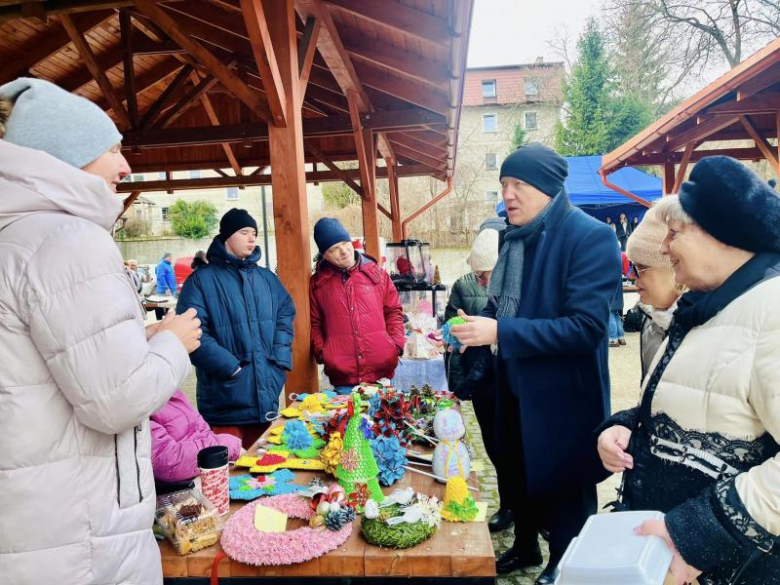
left=440, top=476, right=478, bottom=522
left=155, top=489, right=223, bottom=555
left=335, top=394, right=384, bottom=511
left=440, top=316, right=467, bottom=351
left=361, top=488, right=441, bottom=549
left=371, top=388, right=414, bottom=446
left=264, top=420, right=326, bottom=459
left=431, top=408, right=471, bottom=481
left=370, top=434, right=407, bottom=486
left=309, top=485, right=355, bottom=530
left=320, top=431, right=343, bottom=475
left=229, top=469, right=305, bottom=501
left=220, top=494, right=352, bottom=566
left=235, top=452, right=327, bottom=473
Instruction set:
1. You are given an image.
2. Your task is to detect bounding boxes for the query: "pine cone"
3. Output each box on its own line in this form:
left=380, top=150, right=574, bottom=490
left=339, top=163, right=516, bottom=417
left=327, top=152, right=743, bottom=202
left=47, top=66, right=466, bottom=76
left=324, top=506, right=356, bottom=531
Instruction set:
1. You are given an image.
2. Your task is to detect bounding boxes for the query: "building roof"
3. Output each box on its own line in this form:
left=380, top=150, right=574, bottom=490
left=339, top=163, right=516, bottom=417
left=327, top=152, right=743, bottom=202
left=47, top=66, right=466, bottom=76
left=601, top=37, right=780, bottom=174
left=0, top=0, right=474, bottom=183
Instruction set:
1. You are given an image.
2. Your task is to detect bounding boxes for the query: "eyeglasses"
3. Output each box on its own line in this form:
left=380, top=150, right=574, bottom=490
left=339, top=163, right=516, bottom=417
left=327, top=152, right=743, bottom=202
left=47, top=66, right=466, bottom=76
left=629, top=264, right=654, bottom=278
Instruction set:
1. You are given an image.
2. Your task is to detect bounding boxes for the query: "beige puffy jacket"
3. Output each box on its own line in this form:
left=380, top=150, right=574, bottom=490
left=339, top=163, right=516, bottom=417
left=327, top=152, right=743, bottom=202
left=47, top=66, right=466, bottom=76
left=0, top=141, right=191, bottom=584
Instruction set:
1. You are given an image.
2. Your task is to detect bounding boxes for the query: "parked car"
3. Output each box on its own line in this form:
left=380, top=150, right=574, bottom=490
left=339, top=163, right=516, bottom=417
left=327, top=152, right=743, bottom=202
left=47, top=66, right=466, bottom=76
left=173, top=256, right=194, bottom=292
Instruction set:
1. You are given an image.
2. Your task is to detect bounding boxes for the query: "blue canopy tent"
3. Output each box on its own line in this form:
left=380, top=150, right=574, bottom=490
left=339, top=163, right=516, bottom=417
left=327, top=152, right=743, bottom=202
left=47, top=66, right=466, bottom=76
left=496, top=155, right=662, bottom=223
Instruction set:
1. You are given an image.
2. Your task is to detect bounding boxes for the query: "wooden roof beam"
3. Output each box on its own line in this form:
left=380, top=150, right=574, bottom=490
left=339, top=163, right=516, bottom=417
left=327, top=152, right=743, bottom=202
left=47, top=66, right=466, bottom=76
left=353, top=61, right=448, bottom=114
left=736, top=65, right=780, bottom=101
left=298, top=16, right=321, bottom=97
left=391, top=142, right=446, bottom=172
left=323, top=0, right=450, bottom=48
left=119, top=9, right=139, bottom=129
left=240, top=0, right=288, bottom=127
left=0, top=10, right=113, bottom=85
left=387, top=133, right=445, bottom=159
left=60, top=15, right=132, bottom=129
left=0, top=1, right=135, bottom=22
left=629, top=147, right=769, bottom=165
left=740, top=115, right=780, bottom=170
left=153, top=73, right=221, bottom=129
left=94, top=59, right=183, bottom=114
left=305, top=139, right=363, bottom=197
left=138, top=64, right=192, bottom=129
left=132, top=0, right=271, bottom=122
left=666, top=116, right=741, bottom=152
left=193, top=71, right=244, bottom=176
left=703, top=91, right=780, bottom=117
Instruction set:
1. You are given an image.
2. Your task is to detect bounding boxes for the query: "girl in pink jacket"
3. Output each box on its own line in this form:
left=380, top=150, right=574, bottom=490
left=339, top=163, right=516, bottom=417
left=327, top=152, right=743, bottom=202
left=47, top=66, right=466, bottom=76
left=151, top=390, right=242, bottom=483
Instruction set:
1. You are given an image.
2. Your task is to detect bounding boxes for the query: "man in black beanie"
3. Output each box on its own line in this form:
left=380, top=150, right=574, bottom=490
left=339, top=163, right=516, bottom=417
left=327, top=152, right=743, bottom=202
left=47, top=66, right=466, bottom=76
left=451, top=143, right=621, bottom=584
left=177, top=208, right=295, bottom=448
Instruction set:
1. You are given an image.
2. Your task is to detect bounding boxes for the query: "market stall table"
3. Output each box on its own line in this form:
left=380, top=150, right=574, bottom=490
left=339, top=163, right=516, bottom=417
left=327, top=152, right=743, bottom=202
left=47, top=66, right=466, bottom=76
left=160, top=405, right=495, bottom=584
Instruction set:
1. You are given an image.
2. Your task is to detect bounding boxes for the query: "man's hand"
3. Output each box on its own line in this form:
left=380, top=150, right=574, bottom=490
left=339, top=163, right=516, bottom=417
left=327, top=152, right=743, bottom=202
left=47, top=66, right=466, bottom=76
left=597, top=425, right=634, bottom=473
left=157, top=308, right=202, bottom=353
left=449, top=309, right=498, bottom=351
left=635, top=520, right=702, bottom=585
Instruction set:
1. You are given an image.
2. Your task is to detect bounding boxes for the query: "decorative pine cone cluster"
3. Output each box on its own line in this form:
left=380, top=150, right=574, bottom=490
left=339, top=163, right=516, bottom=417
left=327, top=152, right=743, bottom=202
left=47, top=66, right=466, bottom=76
left=324, top=506, right=356, bottom=531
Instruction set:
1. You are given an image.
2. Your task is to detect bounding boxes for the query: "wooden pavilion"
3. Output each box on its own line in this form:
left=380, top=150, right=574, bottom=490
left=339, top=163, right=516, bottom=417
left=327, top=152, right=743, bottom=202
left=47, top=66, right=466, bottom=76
left=0, top=0, right=474, bottom=394
left=600, top=37, right=780, bottom=198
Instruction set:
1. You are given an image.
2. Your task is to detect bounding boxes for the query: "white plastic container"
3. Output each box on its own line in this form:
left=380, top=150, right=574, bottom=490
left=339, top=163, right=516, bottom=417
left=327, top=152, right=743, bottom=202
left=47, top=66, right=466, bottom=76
left=555, top=511, right=673, bottom=585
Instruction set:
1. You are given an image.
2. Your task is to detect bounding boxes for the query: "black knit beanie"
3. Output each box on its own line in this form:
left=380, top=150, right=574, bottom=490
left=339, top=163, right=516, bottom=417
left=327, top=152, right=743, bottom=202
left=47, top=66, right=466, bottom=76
left=499, top=142, right=568, bottom=197
left=219, top=208, right=258, bottom=242
left=679, top=156, right=780, bottom=253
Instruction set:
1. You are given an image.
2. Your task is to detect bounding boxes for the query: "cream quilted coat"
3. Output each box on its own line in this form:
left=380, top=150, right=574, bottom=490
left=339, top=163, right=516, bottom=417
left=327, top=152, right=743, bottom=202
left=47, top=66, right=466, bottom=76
left=0, top=141, right=191, bottom=584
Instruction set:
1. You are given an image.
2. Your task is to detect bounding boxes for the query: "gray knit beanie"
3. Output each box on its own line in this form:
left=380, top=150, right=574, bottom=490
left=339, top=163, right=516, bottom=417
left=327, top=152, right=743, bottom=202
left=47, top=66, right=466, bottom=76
left=0, top=77, right=122, bottom=168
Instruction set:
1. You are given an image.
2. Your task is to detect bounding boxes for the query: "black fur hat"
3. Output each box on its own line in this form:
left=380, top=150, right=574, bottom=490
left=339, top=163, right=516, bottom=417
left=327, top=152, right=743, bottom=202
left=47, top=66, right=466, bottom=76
left=679, top=156, right=780, bottom=253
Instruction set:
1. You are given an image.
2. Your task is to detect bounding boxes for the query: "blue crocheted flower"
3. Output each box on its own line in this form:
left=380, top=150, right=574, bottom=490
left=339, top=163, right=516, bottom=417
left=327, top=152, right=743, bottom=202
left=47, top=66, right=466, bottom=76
left=371, top=435, right=408, bottom=486
left=368, top=392, right=382, bottom=417
left=359, top=417, right=374, bottom=440
left=282, top=420, right=313, bottom=451
left=229, top=469, right=305, bottom=500
left=441, top=317, right=466, bottom=351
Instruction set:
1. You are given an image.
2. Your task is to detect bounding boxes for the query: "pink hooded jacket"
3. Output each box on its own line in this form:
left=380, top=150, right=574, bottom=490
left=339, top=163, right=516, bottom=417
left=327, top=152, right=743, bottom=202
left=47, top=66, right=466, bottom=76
left=150, top=390, right=242, bottom=483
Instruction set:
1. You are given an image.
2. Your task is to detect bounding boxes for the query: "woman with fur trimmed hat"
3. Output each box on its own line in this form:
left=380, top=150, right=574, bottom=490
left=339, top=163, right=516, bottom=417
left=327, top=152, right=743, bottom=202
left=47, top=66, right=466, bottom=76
left=0, top=78, right=201, bottom=585
left=598, top=157, right=780, bottom=585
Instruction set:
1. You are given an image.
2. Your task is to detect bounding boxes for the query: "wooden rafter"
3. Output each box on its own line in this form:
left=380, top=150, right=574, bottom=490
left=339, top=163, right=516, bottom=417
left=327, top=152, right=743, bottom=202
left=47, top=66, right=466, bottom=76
left=121, top=191, right=142, bottom=216
left=60, top=43, right=124, bottom=93
left=60, top=15, right=132, bottom=129
left=139, top=64, right=192, bottom=128
left=392, top=143, right=446, bottom=172
left=298, top=16, right=321, bottom=96
left=740, top=115, right=780, bottom=171
left=323, top=0, right=450, bottom=48
left=192, top=71, right=243, bottom=177
left=353, top=62, right=448, bottom=114
left=387, top=133, right=444, bottom=160
left=666, top=116, right=740, bottom=152
left=153, top=73, right=220, bottom=129
left=119, top=9, right=139, bottom=129
left=704, top=91, right=780, bottom=117
left=305, top=139, right=362, bottom=197
left=0, top=10, right=112, bottom=85
left=240, top=0, right=288, bottom=127
left=132, top=0, right=271, bottom=122
left=736, top=65, right=780, bottom=101
left=0, top=1, right=127, bottom=23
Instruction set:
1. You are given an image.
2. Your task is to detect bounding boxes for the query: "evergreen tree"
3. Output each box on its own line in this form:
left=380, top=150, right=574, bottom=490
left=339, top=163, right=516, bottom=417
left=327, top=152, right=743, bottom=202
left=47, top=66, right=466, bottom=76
left=508, top=122, right=528, bottom=153
left=555, top=19, right=612, bottom=156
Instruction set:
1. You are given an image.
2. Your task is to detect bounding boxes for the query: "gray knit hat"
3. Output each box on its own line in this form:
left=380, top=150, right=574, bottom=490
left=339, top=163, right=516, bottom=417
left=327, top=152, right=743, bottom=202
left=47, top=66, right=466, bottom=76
left=0, top=77, right=122, bottom=168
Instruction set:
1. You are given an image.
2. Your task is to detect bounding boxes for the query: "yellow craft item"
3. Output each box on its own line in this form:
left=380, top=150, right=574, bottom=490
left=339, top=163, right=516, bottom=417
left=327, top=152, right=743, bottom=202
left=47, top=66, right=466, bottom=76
left=266, top=434, right=283, bottom=445
left=235, top=451, right=291, bottom=468
left=300, top=394, right=324, bottom=414
left=269, top=426, right=284, bottom=436
left=250, top=457, right=327, bottom=473
left=254, top=504, right=288, bottom=533
left=279, top=407, right=302, bottom=418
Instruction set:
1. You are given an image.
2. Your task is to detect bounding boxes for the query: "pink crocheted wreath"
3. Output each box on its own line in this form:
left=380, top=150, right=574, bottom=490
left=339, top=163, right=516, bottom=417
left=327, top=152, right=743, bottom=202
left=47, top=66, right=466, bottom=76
left=220, top=494, right=352, bottom=566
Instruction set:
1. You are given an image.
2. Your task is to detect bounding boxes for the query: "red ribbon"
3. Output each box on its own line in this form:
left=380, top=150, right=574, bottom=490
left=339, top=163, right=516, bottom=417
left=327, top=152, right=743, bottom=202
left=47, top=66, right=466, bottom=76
left=210, top=551, right=228, bottom=585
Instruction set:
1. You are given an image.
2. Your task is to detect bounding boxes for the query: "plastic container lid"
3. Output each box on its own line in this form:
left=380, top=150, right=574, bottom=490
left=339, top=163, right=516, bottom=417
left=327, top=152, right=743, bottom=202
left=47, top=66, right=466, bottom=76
left=197, top=445, right=228, bottom=470
left=555, top=511, right=673, bottom=585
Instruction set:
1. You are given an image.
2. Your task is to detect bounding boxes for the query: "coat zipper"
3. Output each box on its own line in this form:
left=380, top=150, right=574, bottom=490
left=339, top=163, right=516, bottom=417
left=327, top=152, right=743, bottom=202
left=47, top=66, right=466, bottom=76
left=134, top=424, right=143, bottom=502
left=114, top=434, right=121, bottom=506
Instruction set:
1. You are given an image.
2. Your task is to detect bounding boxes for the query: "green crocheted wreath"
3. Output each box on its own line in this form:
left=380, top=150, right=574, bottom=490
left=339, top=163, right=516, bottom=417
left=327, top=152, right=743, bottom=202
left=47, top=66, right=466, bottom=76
left=361, top=504, right=437, bottom=549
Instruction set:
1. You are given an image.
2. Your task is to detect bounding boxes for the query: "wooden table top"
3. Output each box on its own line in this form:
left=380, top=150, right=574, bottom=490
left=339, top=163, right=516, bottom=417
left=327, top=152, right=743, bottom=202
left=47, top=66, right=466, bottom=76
left=160, top=414, right=496, bottom=580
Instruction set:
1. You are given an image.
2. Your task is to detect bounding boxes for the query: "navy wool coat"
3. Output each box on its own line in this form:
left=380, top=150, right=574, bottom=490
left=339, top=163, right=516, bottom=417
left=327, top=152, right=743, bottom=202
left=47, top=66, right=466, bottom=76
left=482, top=195, right=621, bottom=494
left=176, top=237, right=295, bottom=426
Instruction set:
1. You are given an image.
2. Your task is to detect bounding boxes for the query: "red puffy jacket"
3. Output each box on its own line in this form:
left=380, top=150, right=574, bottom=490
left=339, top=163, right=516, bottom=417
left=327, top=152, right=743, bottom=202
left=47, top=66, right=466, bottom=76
left=310, top=255, right=405, bottom=386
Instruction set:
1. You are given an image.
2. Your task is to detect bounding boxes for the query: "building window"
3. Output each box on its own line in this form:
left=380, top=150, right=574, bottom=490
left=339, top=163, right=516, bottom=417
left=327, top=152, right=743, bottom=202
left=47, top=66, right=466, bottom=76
left=226, top=187, right=239, bottom=201
left=482, top=113, right=497, bottom=133
left=525, top=111, right=538, bottom=131
left=485, top=153, right=498, bottom=170
left=127, top=173, right=145, bottom=182
left=189, top=170, right=201, bottom=179
left=162, top=207, right=170, bottom=222
left=481, top=79, right=496, bottom=98
left=158, top=171, right=166, bottom=180
left=485, top=190, right=498, bottom=202
left=525, top=80, right=539, bottom=96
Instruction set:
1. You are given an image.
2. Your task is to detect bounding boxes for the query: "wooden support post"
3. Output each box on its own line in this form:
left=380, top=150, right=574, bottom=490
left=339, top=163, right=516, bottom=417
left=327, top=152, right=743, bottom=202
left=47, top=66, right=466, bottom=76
left=673, top=143, right=695, bottom=193
left=663, top=162, right=675, bottom=195
left=388, top=160, right=402, bottom=241
left=347, top=90, right=379, bottom=259
left=265, top=0, right=317, bottom=397
left=119, top=9, right=139, bottom=129
left=61, top=14, right=133, bottom=129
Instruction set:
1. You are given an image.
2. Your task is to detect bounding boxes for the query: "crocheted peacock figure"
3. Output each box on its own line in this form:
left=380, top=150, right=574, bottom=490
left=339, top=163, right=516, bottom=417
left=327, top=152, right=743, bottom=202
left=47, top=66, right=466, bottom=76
left=335, top=393, right=384, bottom=511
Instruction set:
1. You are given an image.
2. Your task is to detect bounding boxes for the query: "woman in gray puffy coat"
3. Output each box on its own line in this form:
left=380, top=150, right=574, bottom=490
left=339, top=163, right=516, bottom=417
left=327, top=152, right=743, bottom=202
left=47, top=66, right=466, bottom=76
left=0, top=78, right=201, bottom=585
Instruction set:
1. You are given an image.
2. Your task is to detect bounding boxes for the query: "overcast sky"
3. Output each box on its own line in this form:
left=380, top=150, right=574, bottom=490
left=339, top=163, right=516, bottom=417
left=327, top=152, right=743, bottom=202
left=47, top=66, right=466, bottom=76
left=466, top=0, right=605, bottom=68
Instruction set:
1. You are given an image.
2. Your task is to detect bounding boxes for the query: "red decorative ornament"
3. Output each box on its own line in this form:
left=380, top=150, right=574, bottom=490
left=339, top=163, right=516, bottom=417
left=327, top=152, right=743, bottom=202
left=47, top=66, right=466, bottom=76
left=255, top=454, right=286, bottom=467
left=348, top=483, right=370, bottom=509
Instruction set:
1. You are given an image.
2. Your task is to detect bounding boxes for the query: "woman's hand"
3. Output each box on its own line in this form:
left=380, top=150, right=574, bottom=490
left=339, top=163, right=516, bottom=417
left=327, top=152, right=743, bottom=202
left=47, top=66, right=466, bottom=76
left=635, top=520, right=702, bottom=585
left=449, top=309, right=498, bottom=351
left=157, top=308, right=202, bottom=353
left=145, top=321, right=161, bottom=341
left=597, top=425, right=634, bottom=472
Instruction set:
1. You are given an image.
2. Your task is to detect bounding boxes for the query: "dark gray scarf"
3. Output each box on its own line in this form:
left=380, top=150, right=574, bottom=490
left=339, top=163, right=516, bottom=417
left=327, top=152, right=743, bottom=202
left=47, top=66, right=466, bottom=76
left=488, top=191, right=570, bottom=318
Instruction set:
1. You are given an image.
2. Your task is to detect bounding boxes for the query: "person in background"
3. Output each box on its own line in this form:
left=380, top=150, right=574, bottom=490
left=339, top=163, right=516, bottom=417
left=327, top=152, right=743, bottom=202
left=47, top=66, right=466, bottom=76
left=177, top=208, right=295, bottom=450
left=0, top=77, right=201, bottom=585
left=609, top=241, right=627, bottom=347
left=615, top=212, right=631, bottom=250
left=451, top=143, right=619, bottom=584
left=625, top=205, right=682, bottom=381
left=597, top=158, right=780, bottom=584
left=155, top=251, right=176, bottom=320
left=191, top=250, right=207, bottom=271
left=631, top=215, right=640, bottom=232
left=605, top=216, right=616, bottom=232
left=150, top=390, right=242, bottom=484
left=444, top=228, right=513, bottom=533
left=310, top=218, right=404, bottom=394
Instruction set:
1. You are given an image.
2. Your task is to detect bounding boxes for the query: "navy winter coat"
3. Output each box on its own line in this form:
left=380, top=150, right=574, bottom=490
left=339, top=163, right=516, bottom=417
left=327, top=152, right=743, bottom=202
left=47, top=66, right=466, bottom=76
left=156, top=257, right=177, bottom=294
left=480, top=194, right=621, bottom=494
left=176, top=238, right=295, bottom=426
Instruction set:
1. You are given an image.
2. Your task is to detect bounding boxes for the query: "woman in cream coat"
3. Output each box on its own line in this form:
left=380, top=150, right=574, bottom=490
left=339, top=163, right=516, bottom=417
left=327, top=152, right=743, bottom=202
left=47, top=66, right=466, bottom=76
left=598, top=157, right=780, bottom=585
left=0, top=79, right=201, bottom=585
